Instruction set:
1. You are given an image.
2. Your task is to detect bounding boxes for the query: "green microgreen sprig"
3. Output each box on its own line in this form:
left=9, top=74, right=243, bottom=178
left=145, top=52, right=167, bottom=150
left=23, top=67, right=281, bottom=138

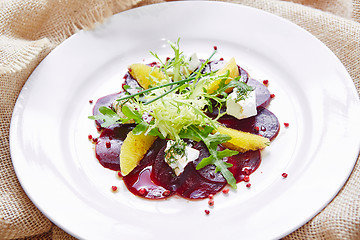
left=179, top=125, right=239, bottom=188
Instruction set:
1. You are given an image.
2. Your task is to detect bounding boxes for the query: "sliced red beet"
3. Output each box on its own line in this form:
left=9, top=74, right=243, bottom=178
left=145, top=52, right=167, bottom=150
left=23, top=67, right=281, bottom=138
left=151, top=145, right=179, bottom=192
left=247, top=78, right=271, bottom=109
left=93, top=92, right=123, bottom=127
left=226, top=150, right=262, bottom=182
left=124, top=166, right=172, bottom=199
left=95, top=124, right=135, bottom=171
left=192, top=142, right=226, bottom=183
left=175, top=164, right=226, bottom=199
left=218, top=108, right=280, bottom=140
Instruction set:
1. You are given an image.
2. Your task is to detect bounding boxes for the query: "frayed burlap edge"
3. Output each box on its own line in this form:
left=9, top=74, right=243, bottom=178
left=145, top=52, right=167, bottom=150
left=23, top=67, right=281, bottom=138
left=0, top=0, right=163, bottom=75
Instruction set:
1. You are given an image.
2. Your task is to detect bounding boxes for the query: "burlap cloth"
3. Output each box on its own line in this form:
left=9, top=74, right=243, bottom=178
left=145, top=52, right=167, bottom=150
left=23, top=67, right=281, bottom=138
left=1, top=0, right=359, bottom=239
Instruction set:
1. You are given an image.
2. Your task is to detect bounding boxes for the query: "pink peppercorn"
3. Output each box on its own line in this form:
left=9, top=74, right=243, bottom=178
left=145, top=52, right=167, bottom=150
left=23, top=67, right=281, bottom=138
left=244, top=175, right=250, bottom=182
left=163, top=190, right=171, bottom=197
left=138, top=188, right=147, bottom=196
left=205, top=210, right=210, bottom=215
left=222, top=188, right=229, bottom=194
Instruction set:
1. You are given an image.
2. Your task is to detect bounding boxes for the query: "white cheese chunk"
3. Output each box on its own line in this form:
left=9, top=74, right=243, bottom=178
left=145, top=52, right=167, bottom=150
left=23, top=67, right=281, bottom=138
left=226, top=89, right=257, bottom=120
left=165, top=141, right=200, bottom=176
left=187, top=53, right=201, bottom=72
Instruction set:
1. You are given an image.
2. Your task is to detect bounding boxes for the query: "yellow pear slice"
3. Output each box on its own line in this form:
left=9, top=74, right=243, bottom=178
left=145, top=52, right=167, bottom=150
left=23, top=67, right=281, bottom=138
left=120, top=131, right=157, bottom=176
left=128, top=63, right=165, bottom=89
left=206, top=57, right=240, bottom=94
left=216, top=125, right=269, bottom=152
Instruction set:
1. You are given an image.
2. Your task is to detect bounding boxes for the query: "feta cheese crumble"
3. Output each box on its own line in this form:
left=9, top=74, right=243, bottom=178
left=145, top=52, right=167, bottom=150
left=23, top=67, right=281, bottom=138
left=186, top=53, right=201, bottom=72
left=226, top=88, right=257, bottom=120
left=165, top=140, right=200, bottom=176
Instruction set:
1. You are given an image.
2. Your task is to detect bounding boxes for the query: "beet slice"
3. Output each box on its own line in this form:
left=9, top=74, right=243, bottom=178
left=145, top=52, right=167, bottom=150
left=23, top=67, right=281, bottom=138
left=226, top=150, right=262, bottom=182
left=175, top=164, right=226, bottom=199
left=192, top=142, right=226, bottom=183
left=218, top=108, right=280, bottom=140
left=93, top=92, right=123, bottom=126
left=124, top=166, right=171, bottom=199
left=151, top=145, right=179, bottom=192
left=247, top=78, right=271, bottom=109
left=95, top=124, right=135, bottom=171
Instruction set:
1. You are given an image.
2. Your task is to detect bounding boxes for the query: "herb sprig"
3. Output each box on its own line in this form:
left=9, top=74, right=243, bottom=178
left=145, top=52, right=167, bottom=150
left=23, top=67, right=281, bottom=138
left=179, top=125, right=239, bottom=188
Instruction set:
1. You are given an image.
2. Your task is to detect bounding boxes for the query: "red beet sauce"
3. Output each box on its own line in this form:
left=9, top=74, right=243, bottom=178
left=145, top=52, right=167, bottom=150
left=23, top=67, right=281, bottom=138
left=92, top=60, right=280, bottom=200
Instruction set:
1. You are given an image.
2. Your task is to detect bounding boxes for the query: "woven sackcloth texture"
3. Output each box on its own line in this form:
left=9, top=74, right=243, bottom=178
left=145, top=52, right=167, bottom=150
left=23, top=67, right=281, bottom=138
left=0, top=0, right=359, bottom=239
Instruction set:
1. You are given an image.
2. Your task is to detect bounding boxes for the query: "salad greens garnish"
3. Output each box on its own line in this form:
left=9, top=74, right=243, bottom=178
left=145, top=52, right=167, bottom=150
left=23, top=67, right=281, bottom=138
left=89, top=39, right=254, bottom=188
left=179, top=125, right=239, bottom=188
left=90, top=106, right=121, bottom=128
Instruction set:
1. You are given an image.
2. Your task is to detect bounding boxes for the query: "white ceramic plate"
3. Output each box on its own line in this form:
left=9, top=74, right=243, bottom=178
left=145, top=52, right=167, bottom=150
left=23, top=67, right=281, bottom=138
left=10, top=2, right=360, bottom=240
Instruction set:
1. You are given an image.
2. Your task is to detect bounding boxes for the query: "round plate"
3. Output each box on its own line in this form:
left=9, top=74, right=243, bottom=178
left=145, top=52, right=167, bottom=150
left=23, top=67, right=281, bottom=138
left=10, top=2, right=360, bottom=239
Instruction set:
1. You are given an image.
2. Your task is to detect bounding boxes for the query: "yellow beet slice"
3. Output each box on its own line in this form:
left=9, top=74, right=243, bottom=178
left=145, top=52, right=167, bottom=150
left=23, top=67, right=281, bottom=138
left=120, top=131, right=157, bottom=176
left=206, top=57, right=240, bottom=94
left=216, top=125, right=269, bottom=153
left=128, top=63, right=165, bottom=89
